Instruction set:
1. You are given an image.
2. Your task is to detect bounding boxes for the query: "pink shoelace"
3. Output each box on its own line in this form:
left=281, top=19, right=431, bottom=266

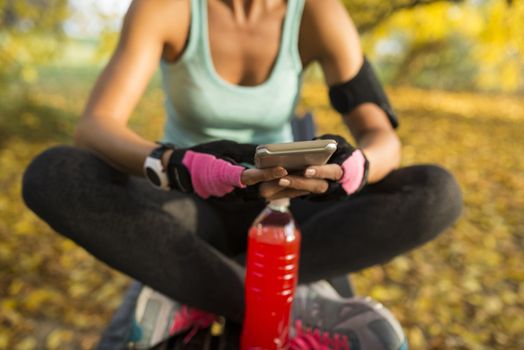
left=290, top=320, right=350, bottom=350
left=169, top=306, right=217, bottom=344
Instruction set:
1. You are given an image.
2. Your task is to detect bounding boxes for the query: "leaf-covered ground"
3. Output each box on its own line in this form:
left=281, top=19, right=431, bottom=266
left=0, top=70, right=522, bottom=349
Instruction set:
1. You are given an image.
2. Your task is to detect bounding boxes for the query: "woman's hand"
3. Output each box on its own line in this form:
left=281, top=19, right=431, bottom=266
left=161, top=140, right=288, bottom=199
left=241, top=167, right=288, bottom=187
left=259, top=163, right=343, bottom=200
left=308, top=134, right=369, bottom=200
left=258, top=134, right=369, bottom=201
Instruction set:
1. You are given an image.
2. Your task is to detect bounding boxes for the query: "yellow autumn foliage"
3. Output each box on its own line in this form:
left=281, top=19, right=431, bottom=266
left=363, top=0, right=524, bottom=93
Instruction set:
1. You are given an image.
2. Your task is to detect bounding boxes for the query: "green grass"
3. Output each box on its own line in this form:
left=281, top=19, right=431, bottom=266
left=0, top=67, right=523, bottom=349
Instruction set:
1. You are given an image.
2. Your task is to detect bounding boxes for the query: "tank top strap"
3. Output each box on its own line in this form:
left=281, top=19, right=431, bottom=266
left=287, top=0, right=305, bottom=70
left=172, top=0, right=201, bottom=62
left=193, top=0, right=208, bottom=57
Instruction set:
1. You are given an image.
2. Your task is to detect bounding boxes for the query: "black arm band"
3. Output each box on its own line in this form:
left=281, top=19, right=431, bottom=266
left=328, top=57, right=399, bottom=129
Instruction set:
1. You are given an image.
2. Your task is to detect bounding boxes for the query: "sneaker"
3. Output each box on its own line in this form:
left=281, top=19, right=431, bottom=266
left=291, top=284, right=408, bottom=350
left=156, top=319, right=241, bottom=350
left=130, top=286, right=217, bottom=349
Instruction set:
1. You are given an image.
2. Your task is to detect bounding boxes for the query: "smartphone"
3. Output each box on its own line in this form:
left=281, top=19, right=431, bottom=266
left=255, top=139, right=337, bottom=171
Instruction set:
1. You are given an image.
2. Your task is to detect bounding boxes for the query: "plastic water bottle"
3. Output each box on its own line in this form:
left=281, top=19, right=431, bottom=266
left=241, top=198, right=301, bottom=350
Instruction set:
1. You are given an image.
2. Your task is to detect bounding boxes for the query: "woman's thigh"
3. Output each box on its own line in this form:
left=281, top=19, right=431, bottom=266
left=291, top=164, right=463, bottom=283
left=22, top=145, right=232, bottom=250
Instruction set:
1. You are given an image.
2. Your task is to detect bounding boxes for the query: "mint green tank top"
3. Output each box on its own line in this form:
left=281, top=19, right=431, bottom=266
left=160, top=0, right=305, bottom=148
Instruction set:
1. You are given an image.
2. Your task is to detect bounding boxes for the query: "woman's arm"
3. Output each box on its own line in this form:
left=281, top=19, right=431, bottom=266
left=300, top=0, right=401, bottom=184
left=76, top=0, right=286, bottom=190
left=74, top=0, right=190, bottom=176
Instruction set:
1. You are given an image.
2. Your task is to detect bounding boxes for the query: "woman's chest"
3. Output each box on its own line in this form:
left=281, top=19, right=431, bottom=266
left=162, top=0, right=310, bottom=87
left=206, top=3, right=286, bottom=87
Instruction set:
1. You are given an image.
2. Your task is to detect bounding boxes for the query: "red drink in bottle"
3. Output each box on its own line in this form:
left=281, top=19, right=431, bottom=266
left=241, top=198, right=301, bottom=350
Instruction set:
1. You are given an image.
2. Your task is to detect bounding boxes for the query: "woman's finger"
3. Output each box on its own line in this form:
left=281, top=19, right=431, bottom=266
left=278, top=175, right=329, bottom=194
left=259, top=181, right=309, bottom=200
left=259, top=180, right=286, bottom=199
left=267, top=189, right=310, bottom=200
left=241, top=167, right=287, bottom=186
left=303, top=163, right=343, bottom=181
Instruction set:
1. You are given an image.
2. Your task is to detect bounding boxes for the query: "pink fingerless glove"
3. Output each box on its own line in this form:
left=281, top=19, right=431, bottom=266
left=311, top=134, right=369, bottom=201
left=182, top=150, right=246, bottom=199
left=338, top=149, right=367, bottom=195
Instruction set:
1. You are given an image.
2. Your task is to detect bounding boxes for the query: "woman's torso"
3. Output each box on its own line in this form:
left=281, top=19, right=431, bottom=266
left=159, top=0, right=306, bottom=147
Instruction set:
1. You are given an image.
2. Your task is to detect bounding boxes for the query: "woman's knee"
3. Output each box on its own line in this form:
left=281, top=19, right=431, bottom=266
left=409, top=164, right=463, bottom=243
left=420, top=165, right=462, bottom=217
left=24, top=146, right=72, bottom=208
left=22, top=145, right=110, bottom=212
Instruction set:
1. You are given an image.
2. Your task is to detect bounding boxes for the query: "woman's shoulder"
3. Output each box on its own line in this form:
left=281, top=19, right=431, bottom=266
left=124, top=0, right=190, bottom=53
left=301, top=0, right=357, bottom=38
left=300, top=0, right=363, bottom=83
left=125, top=0, right=188, bottom=23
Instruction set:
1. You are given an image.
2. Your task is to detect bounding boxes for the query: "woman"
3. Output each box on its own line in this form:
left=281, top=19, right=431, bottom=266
left=22, top=0, right=462, bottom=348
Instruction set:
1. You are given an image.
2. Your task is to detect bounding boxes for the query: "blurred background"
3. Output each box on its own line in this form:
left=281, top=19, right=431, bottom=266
left=0, top=0, right=523, bottom=349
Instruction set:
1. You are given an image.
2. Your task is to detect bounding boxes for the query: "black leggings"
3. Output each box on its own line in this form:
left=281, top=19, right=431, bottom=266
left=22, top=146, right=462, bottom=322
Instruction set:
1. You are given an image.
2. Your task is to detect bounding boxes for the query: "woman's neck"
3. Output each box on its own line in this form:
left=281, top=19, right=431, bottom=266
left=225, top=0, right=284, bottom=24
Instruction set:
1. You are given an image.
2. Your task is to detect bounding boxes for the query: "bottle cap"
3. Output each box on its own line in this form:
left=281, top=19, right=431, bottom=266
left=269, top=198, right=290, bottom=208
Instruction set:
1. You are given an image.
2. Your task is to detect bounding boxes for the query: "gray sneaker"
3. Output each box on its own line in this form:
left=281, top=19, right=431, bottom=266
left=291, top=283, right=408, bottom=350
left=129, top=286, right=217, bottom=349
